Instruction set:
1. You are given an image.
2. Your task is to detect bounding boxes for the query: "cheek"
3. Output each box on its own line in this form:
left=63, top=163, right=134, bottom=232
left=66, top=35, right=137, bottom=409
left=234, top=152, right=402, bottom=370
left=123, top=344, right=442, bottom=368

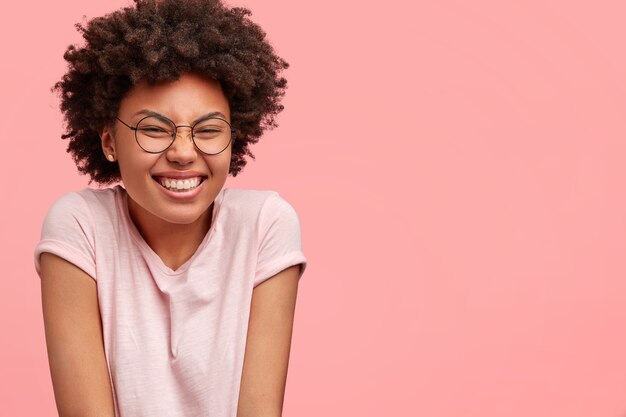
left=117, top=155, right=158, bottom=186
left=207, top=152, right=232, bottom=175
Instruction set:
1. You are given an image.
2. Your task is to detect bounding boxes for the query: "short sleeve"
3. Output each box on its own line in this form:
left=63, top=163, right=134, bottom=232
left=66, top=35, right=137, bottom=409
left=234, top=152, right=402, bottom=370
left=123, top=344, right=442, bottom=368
left=34, top=192, right=97, bottom=280
left=254, top=192, right=307, bottom=288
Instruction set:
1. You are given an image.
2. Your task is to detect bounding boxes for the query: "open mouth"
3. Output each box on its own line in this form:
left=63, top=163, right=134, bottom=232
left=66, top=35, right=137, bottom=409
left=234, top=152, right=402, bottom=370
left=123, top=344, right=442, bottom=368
left=153, top=176, right=207, bottom=192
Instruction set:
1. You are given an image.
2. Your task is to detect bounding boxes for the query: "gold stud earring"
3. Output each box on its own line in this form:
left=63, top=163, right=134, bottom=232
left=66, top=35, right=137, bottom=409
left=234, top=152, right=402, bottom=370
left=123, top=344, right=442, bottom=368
left=107, top=154, right=115, bottom=162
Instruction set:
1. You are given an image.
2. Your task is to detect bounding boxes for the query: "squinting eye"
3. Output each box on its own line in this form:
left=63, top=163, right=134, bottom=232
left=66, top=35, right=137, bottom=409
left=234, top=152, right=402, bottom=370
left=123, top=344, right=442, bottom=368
left=141, top=126, right=168, bottom=133
left=193, top=125, right=225, bottom=139
left=137, top=124, right=175, bottom=139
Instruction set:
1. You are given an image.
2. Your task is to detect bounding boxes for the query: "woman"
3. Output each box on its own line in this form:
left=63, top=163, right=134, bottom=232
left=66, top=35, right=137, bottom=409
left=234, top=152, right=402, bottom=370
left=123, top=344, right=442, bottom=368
left=34, top=1, right=307, bottom=416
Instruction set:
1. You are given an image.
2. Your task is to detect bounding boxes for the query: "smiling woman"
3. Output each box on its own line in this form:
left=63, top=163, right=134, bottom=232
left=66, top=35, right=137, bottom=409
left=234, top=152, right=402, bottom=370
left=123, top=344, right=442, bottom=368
left=33, top=1, right=307, bottom=416
left=103, top=75, right=233, bottom=255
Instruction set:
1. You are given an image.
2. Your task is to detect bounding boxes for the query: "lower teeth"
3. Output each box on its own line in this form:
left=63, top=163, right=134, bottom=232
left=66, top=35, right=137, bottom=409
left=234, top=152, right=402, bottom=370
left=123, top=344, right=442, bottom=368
left=166, top=185, right=197, bottom=192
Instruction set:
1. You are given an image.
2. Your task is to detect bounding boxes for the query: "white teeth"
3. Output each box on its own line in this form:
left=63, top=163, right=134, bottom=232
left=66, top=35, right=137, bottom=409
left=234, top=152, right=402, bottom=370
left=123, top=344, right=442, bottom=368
left=158, top=177, right=202, bottom=192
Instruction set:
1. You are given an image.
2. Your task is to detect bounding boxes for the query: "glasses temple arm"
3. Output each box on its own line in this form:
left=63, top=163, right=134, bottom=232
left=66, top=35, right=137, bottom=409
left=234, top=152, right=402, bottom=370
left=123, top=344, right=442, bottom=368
left=115, top=117, right=137, bottom=131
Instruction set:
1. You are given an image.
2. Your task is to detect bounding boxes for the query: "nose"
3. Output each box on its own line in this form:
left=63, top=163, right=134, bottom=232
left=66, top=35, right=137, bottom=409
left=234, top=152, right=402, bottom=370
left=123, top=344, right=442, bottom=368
left=165, top=126, right=197, bottom=165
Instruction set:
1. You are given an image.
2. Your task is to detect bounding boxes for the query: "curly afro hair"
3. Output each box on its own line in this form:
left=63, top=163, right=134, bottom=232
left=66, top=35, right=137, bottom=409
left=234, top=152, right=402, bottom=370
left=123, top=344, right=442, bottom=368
left=54, top=0, right=289, bottom=184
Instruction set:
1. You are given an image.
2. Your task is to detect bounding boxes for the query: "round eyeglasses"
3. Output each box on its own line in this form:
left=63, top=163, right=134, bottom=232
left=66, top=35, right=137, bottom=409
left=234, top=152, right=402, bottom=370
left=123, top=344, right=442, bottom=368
left=116, top=114, right=236, bottom=155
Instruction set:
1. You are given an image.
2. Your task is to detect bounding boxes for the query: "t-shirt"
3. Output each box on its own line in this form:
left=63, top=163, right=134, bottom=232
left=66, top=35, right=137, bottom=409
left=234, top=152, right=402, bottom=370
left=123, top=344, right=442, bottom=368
left=33, top=185, right=307, bottom=417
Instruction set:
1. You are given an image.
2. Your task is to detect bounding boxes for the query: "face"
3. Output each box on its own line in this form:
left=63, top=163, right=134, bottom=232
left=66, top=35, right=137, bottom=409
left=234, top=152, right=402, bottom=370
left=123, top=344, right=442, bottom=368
left=100, top=73, right=232, bottom=228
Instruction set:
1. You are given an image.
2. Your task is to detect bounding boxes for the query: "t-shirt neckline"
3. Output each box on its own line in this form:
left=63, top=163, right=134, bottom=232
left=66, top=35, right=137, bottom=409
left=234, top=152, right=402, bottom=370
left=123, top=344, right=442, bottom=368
left=115, top=185, right=226, bottom=276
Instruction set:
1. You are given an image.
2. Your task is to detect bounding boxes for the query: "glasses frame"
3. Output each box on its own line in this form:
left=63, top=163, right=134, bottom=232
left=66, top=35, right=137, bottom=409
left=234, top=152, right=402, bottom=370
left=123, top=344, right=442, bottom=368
left=115, top=115, right=236, bottom=155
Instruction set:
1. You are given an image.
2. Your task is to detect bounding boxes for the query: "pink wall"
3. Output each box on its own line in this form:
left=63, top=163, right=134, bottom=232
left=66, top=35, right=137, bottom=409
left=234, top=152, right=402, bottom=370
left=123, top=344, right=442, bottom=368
left=1, top=0, right=625, bottom=415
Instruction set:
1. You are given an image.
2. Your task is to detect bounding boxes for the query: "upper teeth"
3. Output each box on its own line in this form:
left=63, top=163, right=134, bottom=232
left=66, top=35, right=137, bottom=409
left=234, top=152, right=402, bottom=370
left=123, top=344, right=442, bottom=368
left=159, top=177, right=202, bottom=190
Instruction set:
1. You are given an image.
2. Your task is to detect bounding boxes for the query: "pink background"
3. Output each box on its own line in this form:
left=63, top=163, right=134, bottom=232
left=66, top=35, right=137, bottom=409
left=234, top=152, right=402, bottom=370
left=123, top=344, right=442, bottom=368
left=1, top=0, right=626, bottom=415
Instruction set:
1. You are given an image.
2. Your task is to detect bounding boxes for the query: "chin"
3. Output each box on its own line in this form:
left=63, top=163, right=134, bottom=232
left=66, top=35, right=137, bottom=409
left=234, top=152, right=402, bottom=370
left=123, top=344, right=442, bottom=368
left=126, top=178, right=218, bottom=227
left=156, top=206, right=209, bottom=225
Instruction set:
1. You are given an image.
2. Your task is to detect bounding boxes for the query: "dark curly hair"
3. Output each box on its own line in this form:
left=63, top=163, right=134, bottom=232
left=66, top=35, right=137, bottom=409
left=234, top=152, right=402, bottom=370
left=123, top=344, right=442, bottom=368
left=54, top=0, right=289, bottom=184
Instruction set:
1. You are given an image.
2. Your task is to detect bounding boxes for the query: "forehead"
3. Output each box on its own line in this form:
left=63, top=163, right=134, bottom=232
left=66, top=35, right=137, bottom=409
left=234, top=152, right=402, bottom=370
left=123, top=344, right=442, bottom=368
left=119, top=73, right=230, bottom=121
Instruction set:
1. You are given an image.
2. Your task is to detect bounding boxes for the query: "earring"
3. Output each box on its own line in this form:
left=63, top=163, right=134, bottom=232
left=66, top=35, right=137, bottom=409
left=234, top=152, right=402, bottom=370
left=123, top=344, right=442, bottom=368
left=106, top=154, right=115, bottom=162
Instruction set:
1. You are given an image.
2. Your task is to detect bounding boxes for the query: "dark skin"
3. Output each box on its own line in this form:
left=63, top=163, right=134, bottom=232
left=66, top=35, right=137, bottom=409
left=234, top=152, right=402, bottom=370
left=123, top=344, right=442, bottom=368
left=100, top=74, right=231, bottom=270
left=45, top=2, right=300, bottom=413
left=43, top=72, right=303, bottom=416
left=55, top=0, right=288, bottom=185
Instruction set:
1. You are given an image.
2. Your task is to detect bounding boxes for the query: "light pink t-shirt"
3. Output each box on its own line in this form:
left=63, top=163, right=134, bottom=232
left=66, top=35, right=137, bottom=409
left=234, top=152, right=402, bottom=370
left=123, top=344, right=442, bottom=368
left=34, top=185, right=307, bottom=417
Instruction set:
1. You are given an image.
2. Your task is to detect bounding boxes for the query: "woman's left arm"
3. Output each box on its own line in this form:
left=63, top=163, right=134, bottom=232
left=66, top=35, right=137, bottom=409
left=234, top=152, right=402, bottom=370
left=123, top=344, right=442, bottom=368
left=237, top=264, right=302, bottom=417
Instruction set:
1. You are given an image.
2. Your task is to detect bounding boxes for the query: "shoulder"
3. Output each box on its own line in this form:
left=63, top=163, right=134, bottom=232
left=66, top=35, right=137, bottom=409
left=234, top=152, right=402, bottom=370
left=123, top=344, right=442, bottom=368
left=75, top=185, right=122, bottom=209
left=45, top=186, right=120, bottom=223
left=48, top=185, right=120, bottom=209
left=40, top=185, right=126, bottom=244
left=222, top=187, right=279, bottom=207
left=222, top=187, right=296, bottom=210
left=221, top=188, right=299, bottom=224
left=36, top=188, right=115, bottom=279
left=44, top=190, right=92, bottom=227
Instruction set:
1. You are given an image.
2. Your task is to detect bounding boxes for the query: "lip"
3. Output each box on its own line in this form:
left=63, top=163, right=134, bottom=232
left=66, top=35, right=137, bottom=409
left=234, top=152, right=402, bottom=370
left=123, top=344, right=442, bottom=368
left=153, top=176, right=206, bottom=200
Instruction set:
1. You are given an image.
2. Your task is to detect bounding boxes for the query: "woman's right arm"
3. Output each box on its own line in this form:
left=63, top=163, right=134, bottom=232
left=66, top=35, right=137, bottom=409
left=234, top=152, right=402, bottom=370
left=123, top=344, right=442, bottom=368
left=40, top=252, right=115, bottom=417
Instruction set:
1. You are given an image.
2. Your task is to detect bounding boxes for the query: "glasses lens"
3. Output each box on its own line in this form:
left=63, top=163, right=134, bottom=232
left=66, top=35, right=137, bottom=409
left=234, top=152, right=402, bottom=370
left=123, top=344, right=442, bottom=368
left=136, top=116, right=176, bottom=152
left=193, top=118, right=232, bottom=154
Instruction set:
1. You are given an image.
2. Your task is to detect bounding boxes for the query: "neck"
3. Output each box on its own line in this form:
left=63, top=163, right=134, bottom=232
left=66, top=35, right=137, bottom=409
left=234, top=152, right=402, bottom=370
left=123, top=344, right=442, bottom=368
left=126, top=196, right=213, bottom=271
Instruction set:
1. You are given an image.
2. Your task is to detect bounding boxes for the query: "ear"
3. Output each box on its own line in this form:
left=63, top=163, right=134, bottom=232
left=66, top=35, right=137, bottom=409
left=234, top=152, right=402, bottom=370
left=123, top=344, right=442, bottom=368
left=99, top=124, right=117, bottom=160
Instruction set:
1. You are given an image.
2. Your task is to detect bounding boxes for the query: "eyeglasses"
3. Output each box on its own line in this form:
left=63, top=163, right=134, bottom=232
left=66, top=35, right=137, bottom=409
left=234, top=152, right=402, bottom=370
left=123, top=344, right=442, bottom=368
left=116, top=114, right=236, bottom=155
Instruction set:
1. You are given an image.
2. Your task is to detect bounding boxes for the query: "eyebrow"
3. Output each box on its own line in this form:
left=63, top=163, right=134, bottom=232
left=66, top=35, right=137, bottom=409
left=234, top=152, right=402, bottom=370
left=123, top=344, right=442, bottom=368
left=132, top=109, right=228, bottom=124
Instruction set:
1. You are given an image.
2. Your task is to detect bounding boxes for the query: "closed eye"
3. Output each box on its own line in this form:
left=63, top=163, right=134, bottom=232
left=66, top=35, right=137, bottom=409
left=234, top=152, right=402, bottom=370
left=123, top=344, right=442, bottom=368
left=140, top=126, right=169, bottom=133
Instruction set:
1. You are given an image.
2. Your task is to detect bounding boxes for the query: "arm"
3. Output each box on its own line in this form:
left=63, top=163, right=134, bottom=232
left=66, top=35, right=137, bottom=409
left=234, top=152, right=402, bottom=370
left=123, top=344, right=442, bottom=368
left=237, top=264, right=302, bottom=417
left=40, top=253, right=115, bottom=417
